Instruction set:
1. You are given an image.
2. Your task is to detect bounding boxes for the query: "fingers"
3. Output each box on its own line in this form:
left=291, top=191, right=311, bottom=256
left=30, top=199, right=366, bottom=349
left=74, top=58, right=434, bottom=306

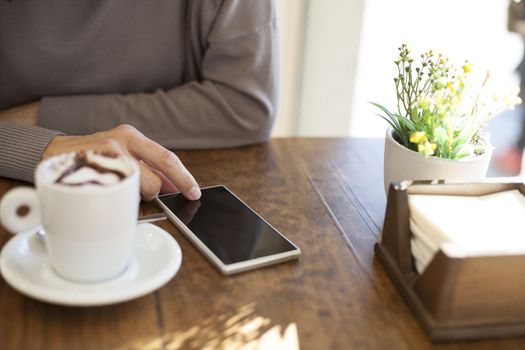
left=44, top=125, right=200, bottom=202
left=94, top=138, right=126, bottom=156
left=138, top=162, right=162, bottom=201
left=146, top=165, right=179, bottom=194
left=91, top=134, right=163, bottom=201
left=93, top=137, right=161, bottom=201
left=115, top=125, right=200, bottom=200
left=148, top=148, right=200, bottom=199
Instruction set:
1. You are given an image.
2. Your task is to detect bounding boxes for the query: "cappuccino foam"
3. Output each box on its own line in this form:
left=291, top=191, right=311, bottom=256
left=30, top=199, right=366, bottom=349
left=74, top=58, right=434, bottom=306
left=53, top=151, right=133, bottom=186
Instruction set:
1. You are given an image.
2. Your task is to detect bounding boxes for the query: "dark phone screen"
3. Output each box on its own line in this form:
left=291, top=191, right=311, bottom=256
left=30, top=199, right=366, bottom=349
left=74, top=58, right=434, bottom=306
left=158, top=186, right=298, bottom=265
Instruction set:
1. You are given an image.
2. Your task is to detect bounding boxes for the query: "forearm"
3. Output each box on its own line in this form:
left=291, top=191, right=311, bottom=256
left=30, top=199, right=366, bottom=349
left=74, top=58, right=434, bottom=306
left=0, top=100, right=40, bottom=126
left=38, top=80, right=276, bottom=149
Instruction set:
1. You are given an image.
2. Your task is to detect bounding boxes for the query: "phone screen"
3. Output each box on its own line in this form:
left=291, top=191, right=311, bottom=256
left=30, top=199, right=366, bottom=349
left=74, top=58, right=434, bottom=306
left=157, top=186, right=298, bottom=265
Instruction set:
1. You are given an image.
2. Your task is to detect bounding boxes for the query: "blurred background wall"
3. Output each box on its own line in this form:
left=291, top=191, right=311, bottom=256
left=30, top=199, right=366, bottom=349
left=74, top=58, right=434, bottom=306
left=273, top=0, right=522, bottom=141
left=273, top=0, right=365, bottom=137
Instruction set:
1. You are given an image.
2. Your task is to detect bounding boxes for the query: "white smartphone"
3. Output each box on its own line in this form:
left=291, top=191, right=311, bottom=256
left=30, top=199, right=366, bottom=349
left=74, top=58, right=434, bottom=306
left=155, top=185, right=301, bottom=275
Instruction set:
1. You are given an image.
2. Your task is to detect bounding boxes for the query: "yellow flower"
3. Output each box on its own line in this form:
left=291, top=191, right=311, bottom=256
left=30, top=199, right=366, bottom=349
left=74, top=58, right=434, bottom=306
left=410, top=131, right=427, bottom=144
left=417, top=97, right=430, bottom=109
left=462, top=62, right=472, bottom=73
left=418, top=141, right=437, bottom=156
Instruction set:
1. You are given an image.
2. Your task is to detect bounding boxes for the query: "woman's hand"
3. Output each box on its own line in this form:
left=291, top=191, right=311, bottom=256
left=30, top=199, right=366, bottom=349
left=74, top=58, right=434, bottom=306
left=43, top=124, right=201, bottom=201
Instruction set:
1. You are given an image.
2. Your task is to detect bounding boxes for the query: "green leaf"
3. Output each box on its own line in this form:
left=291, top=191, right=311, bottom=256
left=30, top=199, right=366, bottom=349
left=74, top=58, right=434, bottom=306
left=452, top=142, right=473, bottom=159
left=394, top=113, right=416, bottom=132
left=375, top=114, right=405, bottom=144
left=375, top=113, right=398, bottom=131
left=369, top=102, right=399, bottom=126
left=433, top=126, right=447, bottom=145
left=369, top=102, right=411, bottom=146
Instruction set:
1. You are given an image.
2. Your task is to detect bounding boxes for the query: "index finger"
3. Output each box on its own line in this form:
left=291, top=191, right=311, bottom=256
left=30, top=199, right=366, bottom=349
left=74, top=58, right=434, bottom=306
left=126, top=130, right=201, bottom=200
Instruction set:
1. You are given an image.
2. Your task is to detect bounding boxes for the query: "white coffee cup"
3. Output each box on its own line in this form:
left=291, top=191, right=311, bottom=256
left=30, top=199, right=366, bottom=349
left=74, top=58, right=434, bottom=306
left=0, top=151, right=140, bottom=282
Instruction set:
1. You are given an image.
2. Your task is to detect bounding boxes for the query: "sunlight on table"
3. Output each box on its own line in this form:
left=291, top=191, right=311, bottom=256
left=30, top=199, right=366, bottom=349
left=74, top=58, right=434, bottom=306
left=119, top=303, right=299, bottom=350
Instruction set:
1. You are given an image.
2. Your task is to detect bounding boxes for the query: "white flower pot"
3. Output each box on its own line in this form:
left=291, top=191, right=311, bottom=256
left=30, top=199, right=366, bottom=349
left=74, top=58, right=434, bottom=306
left=383, top=127, right=493, bottom=193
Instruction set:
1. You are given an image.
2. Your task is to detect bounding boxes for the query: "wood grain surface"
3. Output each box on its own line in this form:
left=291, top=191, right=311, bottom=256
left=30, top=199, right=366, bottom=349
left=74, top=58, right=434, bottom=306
left=0, top=138, right=523, bottom=349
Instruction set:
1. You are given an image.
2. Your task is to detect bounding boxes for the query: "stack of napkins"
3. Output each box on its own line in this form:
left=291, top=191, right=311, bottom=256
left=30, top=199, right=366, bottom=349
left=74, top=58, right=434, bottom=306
left=408, top=190, right=525, bottom=274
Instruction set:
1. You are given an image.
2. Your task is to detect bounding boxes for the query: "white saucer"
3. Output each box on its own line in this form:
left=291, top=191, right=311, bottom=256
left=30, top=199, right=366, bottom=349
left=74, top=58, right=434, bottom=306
left=0, top=223, right=182, bottom=306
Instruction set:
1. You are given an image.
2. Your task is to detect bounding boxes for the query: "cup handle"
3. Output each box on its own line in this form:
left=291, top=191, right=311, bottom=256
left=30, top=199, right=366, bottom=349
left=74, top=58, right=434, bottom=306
left=0, top=187, right=41, bottom=234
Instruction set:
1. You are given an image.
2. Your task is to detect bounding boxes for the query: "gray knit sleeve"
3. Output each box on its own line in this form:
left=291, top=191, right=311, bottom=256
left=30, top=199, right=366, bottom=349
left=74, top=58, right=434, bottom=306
left=0, top=122, right=64, bottom=183
left=37, top=0, right=279, bottom=150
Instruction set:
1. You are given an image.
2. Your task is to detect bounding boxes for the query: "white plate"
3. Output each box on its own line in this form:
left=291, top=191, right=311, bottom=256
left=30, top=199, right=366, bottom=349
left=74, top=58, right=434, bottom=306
left=0, top=223, right=182, bottom=306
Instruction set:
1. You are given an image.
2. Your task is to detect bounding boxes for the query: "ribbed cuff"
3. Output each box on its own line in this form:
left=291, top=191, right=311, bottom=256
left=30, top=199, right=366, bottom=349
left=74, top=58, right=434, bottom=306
left=0, top=122, right=64, bottom=183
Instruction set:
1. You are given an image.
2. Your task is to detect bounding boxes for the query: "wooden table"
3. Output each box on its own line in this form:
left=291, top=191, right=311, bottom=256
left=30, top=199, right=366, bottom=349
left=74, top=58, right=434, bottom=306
left=0, top=138, right=523, bottom=349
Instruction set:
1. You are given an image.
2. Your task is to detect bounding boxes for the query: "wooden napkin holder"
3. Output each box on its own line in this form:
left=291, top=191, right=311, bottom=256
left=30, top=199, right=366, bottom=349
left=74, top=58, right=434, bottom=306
left=375, top=181, right=525, bottom=342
